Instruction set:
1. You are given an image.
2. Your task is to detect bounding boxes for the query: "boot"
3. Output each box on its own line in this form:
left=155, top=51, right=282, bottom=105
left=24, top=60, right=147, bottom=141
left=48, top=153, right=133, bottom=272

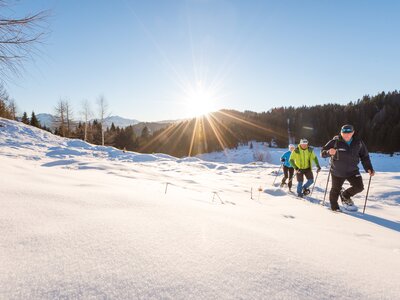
left=340, top=190, right=354, bottom=206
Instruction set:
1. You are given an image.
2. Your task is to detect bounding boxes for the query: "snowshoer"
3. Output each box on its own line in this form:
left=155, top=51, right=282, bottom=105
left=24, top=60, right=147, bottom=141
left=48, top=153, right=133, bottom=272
left=280, top=144, right=295, bottom=191
left=321, top=124, right=375, bottom=212
left=289, top=139, right=321, bottom=198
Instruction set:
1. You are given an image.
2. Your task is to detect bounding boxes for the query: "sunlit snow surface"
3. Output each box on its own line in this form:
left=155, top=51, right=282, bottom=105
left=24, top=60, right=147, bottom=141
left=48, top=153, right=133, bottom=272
left=1, top=118, right=399, bottom=299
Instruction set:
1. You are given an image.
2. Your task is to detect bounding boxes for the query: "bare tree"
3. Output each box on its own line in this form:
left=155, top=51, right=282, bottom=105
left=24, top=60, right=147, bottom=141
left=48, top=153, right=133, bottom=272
left=0, top=81, right=7, bottom=98
left=97, top=95, right=108, bottom=146
left=64, top=99, right=73, bottom=136
left=7, top=98, right=16, bottom=119
left=54, top=98, right=74, bottom=137
left=0, top=81, right=14, bottom=118
left=54, top=99, right=66, bottom=136
left=0, top=1, right=49, bottom=81
left=80, top=99, right=92, bottom=142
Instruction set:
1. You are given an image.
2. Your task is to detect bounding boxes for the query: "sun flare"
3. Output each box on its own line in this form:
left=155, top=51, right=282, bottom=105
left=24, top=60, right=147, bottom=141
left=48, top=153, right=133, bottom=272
left=183, top=81, right=217, bottom=117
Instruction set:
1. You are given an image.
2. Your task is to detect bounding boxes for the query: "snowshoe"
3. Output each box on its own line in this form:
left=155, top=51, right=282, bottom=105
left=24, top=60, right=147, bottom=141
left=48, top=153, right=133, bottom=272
left=339, top=189, right=358, bottom=211
left=342, top=203, right=358, bottom=212
left=339, top=189, right=354, bottom=205
left=302, top=188, right=310, bottom=196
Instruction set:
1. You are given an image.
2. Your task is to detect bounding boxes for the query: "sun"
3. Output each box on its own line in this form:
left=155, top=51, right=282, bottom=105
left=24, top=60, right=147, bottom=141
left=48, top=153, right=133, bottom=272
left=183, top=81, right=217, bottom=117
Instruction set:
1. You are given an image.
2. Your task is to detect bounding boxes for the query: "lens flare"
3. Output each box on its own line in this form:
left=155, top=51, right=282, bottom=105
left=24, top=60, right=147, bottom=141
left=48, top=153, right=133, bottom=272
left=182, top=81, right=218, bottom=117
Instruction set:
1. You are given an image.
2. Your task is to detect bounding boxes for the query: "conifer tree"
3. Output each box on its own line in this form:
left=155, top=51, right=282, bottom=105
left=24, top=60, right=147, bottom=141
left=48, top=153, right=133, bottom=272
left=30, top=111, right=40, bottom=128
left=21, top=112, right=29, bottom=124
left=141, top=126, right=150, bottom=139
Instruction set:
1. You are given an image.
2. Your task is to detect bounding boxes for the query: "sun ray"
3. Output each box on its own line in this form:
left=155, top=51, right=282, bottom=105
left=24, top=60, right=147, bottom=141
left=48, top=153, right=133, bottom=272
left=201, top=117, right=209, bottom=152
left=207, top=112, right=240, bottom=141
left=216, top=110, right=287, bottom=140
left=204, top=114, right=228, bottom=154
left=188, top=117, right=200, bottom=156
left=138, top=122, right=183, bottom=152
left=168, top=120, right=193, bottom=154
left=122, top=0, right=192, bottom=94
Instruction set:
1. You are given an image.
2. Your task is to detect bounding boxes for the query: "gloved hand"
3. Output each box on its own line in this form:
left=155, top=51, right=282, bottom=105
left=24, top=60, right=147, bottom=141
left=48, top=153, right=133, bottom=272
left=280, top=158, right=285, bottom=162
left=317, top=166, right=321, bottom=173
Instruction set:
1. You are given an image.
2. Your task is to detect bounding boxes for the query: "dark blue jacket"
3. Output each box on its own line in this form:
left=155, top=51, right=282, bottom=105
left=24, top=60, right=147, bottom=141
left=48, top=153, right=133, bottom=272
left=321, top=135, right=373, bottom=178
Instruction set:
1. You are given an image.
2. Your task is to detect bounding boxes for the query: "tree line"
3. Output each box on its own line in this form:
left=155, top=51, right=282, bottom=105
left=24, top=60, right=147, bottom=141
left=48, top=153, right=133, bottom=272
left=1, top=88, right=399, bottom=156
left=137, top=90, right=400, bottom=156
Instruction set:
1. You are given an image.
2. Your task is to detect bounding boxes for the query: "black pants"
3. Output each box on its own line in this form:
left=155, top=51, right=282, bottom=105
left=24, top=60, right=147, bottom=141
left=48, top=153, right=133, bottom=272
left=330, top=173, right=364, bottom=210
left=281, top=166, right=294, bottom=188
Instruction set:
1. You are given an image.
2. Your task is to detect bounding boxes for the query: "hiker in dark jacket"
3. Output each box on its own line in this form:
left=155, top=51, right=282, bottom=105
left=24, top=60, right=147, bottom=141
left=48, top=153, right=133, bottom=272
left=321, top=124, right=375, bottom=211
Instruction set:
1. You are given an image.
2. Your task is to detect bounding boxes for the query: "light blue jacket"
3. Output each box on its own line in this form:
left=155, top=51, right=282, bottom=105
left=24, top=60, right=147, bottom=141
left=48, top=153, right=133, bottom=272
left=280, top=150, right=293, bottom=168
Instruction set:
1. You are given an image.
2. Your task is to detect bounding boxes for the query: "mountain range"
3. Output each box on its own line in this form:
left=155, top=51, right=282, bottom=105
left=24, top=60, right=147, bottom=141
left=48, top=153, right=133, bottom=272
left=37, top=114, right=140, bottom=129
left=36, top=113, right=174, bottom=136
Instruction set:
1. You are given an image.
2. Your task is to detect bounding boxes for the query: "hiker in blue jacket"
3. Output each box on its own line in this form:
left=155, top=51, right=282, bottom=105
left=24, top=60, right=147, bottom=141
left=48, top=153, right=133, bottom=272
left=280, top=144, right=295, bottom=191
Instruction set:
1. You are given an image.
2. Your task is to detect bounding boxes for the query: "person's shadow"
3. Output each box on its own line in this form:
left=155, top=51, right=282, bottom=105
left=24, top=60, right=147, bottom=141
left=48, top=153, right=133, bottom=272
left=343, top=211, right=400, bottom=233
left=307, top=194, right=400, bottom=233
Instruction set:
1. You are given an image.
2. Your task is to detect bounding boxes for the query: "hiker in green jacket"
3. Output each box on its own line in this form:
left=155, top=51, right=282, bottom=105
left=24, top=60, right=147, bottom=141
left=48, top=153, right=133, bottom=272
left=289, top=139, right=321, bottom=197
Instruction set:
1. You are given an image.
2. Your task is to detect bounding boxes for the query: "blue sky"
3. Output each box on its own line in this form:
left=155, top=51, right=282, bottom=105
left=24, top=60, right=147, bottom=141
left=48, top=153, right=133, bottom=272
left=5, top=0, right=400, bottom=121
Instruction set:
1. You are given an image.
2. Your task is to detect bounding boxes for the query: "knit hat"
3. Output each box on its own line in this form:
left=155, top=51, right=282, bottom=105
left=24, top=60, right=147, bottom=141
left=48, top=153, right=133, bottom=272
left=299, top=139, right=308, bottom=144
left=341, top=124, right=354, bottom=133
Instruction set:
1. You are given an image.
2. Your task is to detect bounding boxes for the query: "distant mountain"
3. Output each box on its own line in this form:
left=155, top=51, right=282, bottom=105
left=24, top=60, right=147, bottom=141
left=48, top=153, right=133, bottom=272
left=36, top=113, right=176, bottom=132
left=37, top=113, right=55, bottom=128
left=37, top=114, right=140, bottom=130
left=156, top=118, right=187, bottom=124
left=95, top=116, right=140, bottom=128
left=131, top=122, right=172, bottom=136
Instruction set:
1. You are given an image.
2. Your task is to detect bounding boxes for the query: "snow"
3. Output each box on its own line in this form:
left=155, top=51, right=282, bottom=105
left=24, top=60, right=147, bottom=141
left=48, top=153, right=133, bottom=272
left=36, top=113, right=55, bottom=128
left=0, top=117, right=399, bottom=299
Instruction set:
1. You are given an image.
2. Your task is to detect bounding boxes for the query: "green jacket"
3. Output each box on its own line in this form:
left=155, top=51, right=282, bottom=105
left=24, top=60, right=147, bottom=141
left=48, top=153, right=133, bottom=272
left=289, top=146, right=320, bottom=170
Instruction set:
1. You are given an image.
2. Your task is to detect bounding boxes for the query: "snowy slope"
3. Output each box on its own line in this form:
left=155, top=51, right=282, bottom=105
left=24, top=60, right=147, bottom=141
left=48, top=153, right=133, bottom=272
left=0, top=118, right=399, bottom=299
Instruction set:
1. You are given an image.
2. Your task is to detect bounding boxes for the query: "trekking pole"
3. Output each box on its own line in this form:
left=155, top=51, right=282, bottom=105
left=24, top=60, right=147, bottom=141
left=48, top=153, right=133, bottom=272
left=310, top=171, right=319, bottom=196
left=322, top=141, right=338, bottom=205
left=322, top=159, right=333, bottom=205
left=362, top=175, right=372, bottom=214
left=273, top=164, right=283, bottom=186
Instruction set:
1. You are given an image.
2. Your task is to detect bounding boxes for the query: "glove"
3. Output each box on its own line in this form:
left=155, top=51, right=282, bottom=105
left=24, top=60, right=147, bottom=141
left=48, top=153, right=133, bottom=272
left=280, top=158, right=285, bottom=162
left=317, top=166, right=321, bottom=173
